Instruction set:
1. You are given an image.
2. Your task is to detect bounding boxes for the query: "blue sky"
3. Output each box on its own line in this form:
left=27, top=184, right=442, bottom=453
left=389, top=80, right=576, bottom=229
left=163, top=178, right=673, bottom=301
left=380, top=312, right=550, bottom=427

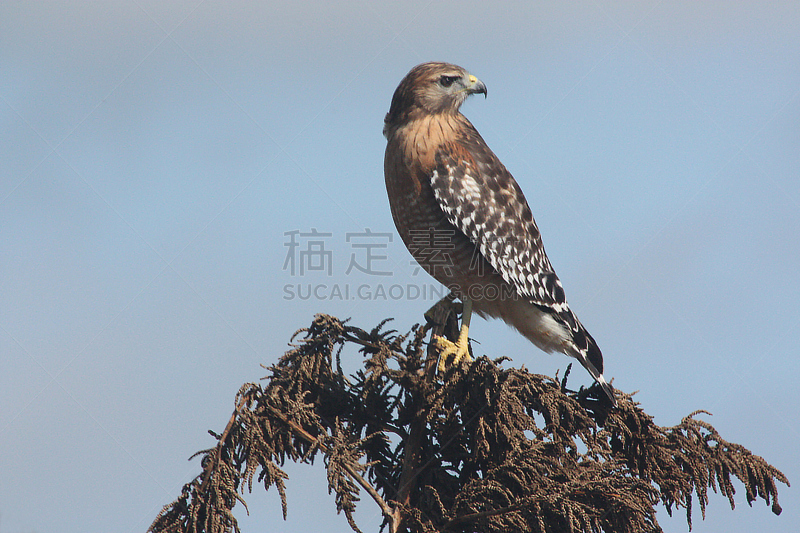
left=1, top=1, right=798, bottom=532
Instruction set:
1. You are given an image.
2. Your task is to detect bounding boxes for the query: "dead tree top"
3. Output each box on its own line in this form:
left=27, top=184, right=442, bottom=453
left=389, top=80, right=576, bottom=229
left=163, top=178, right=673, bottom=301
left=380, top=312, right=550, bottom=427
left=149, top=313, right=788, bottom=533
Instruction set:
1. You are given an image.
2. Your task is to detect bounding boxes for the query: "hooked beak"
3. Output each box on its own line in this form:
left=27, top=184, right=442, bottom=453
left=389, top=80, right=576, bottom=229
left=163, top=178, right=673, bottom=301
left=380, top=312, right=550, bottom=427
left=467, top=74, right=487, bottom=98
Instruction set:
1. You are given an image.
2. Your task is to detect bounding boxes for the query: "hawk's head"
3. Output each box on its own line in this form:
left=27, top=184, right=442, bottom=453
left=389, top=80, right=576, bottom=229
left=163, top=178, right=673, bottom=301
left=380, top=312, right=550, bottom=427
left=384, top=62, right=487, bottom=135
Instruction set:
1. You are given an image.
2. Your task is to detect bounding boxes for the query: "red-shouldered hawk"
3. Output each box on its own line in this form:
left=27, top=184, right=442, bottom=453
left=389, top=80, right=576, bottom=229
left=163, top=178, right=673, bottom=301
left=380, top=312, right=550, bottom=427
left=383, top=62, right=615, bottom=405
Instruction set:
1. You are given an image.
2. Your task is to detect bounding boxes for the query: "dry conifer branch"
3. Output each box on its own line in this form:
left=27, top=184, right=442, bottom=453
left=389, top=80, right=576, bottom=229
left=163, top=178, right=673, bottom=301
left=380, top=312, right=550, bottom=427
left=149, top=313, right=789, bottom=533
left=263, top=403, right=396, bottom=526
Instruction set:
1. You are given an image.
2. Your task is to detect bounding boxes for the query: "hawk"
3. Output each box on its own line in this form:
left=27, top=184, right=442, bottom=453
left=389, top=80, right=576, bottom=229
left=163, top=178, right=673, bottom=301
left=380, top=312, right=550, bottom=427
left=383, top=62, right=615, bottom=404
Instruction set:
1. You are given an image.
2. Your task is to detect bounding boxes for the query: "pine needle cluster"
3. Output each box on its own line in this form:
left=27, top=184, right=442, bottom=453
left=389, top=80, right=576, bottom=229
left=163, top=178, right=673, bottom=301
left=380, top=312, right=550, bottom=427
left=149, top=309, right=788, bottom=533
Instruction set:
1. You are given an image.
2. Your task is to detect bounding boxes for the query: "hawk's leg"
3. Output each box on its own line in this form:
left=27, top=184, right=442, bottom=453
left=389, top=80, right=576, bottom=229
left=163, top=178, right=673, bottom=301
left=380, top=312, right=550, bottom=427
left=433, top=297, right=473, bottom=373
left=423, top=292, right=457, bottom=324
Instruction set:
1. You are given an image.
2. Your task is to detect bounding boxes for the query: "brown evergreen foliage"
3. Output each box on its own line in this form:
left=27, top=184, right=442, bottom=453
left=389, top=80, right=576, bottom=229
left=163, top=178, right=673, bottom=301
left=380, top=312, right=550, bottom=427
left=149, top=309, right=788, bottom=533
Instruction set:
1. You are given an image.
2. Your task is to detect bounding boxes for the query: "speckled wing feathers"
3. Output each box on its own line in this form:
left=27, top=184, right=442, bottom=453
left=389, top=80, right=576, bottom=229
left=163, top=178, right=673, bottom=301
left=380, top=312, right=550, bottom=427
left=429, top=123, right=567, bottom=312
left=428, top=120, right=606, bottom=377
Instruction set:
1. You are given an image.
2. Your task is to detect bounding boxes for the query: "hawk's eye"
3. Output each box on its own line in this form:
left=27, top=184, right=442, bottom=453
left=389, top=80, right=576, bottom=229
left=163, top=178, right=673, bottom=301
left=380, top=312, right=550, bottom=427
left=439, top=75, right=460, bottom=88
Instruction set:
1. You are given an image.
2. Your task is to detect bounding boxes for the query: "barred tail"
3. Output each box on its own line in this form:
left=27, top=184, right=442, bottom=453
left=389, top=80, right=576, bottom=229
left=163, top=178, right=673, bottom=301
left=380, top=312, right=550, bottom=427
left=572, top=325, right=616, bottom=406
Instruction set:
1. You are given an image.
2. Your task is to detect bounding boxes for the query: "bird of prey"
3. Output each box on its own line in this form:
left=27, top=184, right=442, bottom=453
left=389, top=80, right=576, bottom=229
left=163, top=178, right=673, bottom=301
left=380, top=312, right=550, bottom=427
left=383, top=61, right=615, bottom=404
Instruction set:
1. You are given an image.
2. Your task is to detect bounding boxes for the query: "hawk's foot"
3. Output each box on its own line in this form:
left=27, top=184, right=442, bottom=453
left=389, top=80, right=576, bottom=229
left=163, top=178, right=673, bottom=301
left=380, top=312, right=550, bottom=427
left=433, top=297, right=473, bottom=373
left=434, top=333, right=472, bottom=373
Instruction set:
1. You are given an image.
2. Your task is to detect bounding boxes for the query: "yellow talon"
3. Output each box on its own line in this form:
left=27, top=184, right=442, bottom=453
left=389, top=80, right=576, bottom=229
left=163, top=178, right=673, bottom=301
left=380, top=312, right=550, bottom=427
left=434, top=335, right=472, bottom=372
left=434, top=298, right=473, bottom=373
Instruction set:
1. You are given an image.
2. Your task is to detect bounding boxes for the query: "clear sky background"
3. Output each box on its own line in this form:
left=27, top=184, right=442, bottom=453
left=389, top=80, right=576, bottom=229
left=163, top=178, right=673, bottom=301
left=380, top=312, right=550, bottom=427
left=2, top=2, right=798, bottom=532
